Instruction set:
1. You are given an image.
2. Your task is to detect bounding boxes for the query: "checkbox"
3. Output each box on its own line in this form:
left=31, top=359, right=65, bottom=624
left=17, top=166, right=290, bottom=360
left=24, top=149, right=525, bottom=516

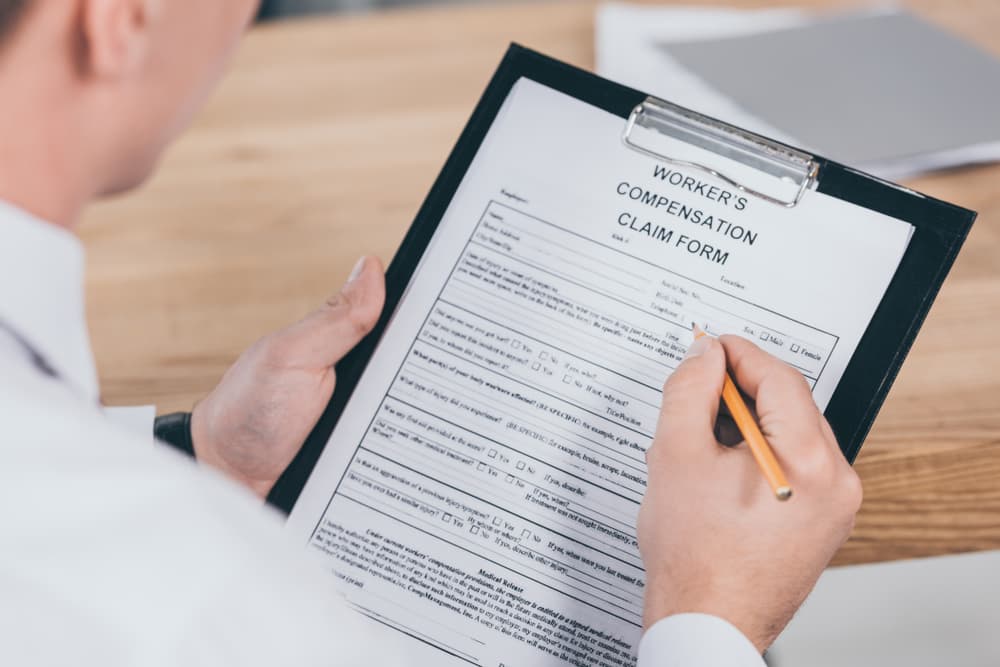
left=563, top=374, right=571, bottom=384
left=531, top=362, right=541, bottom=371
left=516, top=461, right=526, bottom=471
left=505, top=474, right=514, bottom=484
left=493, top=516, right=502, bottom=526
left=521, top=529, right=531, bottom=538
left=470, top=525, right=479, bottom=535
left=488, top=449, right=497, bottom=458
left=759, top=331, right=769, bottom=342
left=443, top=513, right=452, bottom=523
left=512, top=340, right=521, bottom=350
left=791, top=343, right=800, bottom=353
left=540, top=351, right=548, bottom=361
left=477, top=462, right=486, bottom=472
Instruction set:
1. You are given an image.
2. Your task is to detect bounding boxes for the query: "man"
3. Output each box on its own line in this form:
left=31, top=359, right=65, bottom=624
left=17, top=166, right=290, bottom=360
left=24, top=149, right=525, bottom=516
left=0, top=1, right=862, bottom=665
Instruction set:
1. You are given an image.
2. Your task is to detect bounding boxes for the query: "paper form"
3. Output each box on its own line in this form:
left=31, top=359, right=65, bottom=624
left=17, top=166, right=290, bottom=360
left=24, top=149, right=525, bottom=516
left=286, top=79, right=914, bottom=666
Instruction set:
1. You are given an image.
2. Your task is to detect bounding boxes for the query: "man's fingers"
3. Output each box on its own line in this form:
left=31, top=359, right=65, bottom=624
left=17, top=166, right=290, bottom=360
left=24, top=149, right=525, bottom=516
left=653, top=336, right=726, bottom=459
left=719, top=334, right=835, bottom=457
left=275, top=256, right=387, bottom=369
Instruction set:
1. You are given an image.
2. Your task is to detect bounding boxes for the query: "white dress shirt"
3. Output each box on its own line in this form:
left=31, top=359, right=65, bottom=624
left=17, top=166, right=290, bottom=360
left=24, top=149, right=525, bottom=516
left=0, top=200, right=764, bottom=666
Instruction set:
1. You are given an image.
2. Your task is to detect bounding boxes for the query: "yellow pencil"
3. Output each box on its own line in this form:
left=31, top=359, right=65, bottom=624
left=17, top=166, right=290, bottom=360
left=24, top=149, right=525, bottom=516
left=693, top=324, right=793, bottom=501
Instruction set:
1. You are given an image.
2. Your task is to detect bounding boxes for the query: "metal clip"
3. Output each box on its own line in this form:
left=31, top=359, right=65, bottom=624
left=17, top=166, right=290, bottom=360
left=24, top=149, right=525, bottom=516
left=623, top=97, right=820, bottom=208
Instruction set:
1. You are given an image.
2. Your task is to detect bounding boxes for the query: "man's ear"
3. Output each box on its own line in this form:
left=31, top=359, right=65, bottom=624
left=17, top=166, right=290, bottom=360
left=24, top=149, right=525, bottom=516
left=80, top=0, right=161, bottom=77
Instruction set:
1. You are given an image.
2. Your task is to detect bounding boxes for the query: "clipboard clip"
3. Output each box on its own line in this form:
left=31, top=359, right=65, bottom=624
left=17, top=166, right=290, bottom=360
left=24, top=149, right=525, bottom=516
left=623, top=97, right=820, bottom=208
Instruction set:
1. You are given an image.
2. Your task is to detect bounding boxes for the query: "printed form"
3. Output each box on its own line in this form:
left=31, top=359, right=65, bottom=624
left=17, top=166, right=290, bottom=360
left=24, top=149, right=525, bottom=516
left=287, top=80, right=914, bottom=666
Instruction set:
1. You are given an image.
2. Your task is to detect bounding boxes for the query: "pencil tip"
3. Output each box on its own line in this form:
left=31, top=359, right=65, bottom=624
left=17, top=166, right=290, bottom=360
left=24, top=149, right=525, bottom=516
left=776, top=487, right=793, bottom=501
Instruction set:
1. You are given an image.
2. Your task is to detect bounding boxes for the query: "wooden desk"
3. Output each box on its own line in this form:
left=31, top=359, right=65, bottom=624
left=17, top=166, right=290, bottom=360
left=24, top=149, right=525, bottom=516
left=81, top=0, right=1000, bottom=565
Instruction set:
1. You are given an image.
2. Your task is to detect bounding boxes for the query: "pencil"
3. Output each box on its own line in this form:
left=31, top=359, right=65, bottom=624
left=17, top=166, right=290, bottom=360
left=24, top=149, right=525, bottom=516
left=693, top=324, right=793, bottom=501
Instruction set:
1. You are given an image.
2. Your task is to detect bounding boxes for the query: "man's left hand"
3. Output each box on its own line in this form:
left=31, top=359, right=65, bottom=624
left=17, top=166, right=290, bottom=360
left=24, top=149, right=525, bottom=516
left=190, top=256, right=385, bottom=499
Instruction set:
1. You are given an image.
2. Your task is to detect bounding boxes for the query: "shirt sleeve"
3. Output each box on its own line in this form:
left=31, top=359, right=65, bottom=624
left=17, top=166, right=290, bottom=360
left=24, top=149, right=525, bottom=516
left=637, top=613, right=766, bottom=667
left=104, top=405, right=157, bottom=443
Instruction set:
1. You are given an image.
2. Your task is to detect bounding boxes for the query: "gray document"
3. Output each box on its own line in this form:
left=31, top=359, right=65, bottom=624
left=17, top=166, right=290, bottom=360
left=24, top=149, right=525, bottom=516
left=768, top=549, right=1000, bottom=666
left=663, top=11, right=1000, bottom=169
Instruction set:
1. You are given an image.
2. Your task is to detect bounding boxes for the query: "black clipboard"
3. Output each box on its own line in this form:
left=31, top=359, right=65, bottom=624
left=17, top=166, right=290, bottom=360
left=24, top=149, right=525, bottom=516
left=269, top=44, right=976, bottom=513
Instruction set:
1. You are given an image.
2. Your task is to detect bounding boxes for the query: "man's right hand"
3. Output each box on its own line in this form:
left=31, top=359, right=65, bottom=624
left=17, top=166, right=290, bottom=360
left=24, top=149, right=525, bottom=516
left=638, top=334, right=863, bottom=653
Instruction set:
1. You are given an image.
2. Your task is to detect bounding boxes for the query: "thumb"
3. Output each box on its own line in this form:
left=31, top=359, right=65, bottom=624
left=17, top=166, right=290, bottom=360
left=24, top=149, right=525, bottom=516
left=276, top=255, right=387, bottom=369
left=654, top=336, right=726, bottom=458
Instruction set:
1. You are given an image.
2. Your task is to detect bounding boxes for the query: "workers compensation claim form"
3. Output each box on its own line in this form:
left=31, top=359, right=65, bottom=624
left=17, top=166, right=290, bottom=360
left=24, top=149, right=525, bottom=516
left=287, top=80, right=913, bottom=666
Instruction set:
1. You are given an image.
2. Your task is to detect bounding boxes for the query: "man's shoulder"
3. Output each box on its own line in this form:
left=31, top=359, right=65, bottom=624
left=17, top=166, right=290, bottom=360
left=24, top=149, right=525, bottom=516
left=0, top=362, right=358, bottom=661
left=0, top=359, right=283, bottom=546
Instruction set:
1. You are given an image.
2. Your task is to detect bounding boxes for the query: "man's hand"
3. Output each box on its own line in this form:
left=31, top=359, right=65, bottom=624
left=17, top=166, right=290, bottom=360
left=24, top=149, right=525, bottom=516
left=190, top=256, right=385, bottom=499
left=638, top=334, right=862, bottom=653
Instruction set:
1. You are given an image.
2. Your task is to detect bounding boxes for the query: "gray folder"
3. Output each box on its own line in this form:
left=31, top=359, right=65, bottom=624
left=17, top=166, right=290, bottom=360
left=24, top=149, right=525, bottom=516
left=663, top=11, right=1000, bottom=171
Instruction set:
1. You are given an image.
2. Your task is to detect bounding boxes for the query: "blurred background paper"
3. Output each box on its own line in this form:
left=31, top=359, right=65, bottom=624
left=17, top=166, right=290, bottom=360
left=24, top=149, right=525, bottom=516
left=596, top=4, right=1000, bottom=179
left=767, top=549, right=1000, bottom=666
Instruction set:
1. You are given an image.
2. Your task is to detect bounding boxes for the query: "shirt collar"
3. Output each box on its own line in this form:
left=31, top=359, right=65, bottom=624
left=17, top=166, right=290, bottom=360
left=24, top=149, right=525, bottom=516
left=0, top=200, right=99, bottom=401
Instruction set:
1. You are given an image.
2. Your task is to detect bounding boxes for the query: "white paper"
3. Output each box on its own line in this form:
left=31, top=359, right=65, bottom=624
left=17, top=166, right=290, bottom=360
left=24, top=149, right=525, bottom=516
left=287, top=79, right=913, bottom=666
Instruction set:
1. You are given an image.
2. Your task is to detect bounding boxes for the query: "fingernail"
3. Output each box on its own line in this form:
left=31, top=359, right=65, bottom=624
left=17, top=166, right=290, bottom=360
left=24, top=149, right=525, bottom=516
left=347, top=256, right=367, bottom=284
left=685, top=336, right=712, bottom=359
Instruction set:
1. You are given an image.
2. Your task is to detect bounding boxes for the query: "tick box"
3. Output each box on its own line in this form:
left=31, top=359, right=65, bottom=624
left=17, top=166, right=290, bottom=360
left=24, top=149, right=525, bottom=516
left=477, top=462, right=486, bottom=472
left=516, top=461, right=526, bottom=471
left=759, top=331, right=769, bottom=342
left=488, top=449, right=497, bottom=458
left=532, top=362, right=541, bottom=371
left=791, top=343, right=801, bottom=353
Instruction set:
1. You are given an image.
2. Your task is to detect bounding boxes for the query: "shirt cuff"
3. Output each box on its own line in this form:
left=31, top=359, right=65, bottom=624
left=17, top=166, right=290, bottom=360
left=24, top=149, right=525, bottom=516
left=104, top=405, right=157, bottom=443
left=638, top=613, right=766, bottom=667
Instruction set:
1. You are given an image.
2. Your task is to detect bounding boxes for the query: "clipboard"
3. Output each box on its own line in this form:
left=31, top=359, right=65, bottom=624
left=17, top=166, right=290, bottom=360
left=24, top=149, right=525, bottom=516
left=268, top=44, right=976, bottom=513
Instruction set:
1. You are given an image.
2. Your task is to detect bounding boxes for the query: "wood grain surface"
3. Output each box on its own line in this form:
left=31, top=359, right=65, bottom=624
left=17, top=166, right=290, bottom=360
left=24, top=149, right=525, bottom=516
left=80, top=0, right=1000, bottom=565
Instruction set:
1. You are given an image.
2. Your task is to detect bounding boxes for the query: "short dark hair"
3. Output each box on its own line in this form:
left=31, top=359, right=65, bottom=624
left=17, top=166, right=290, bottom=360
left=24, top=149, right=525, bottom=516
left=0, top=0, right=27, bottom=43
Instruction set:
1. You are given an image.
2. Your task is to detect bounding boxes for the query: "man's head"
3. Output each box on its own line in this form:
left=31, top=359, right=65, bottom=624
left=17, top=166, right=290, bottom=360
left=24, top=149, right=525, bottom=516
left=0, top=0, right=259, bottom=224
